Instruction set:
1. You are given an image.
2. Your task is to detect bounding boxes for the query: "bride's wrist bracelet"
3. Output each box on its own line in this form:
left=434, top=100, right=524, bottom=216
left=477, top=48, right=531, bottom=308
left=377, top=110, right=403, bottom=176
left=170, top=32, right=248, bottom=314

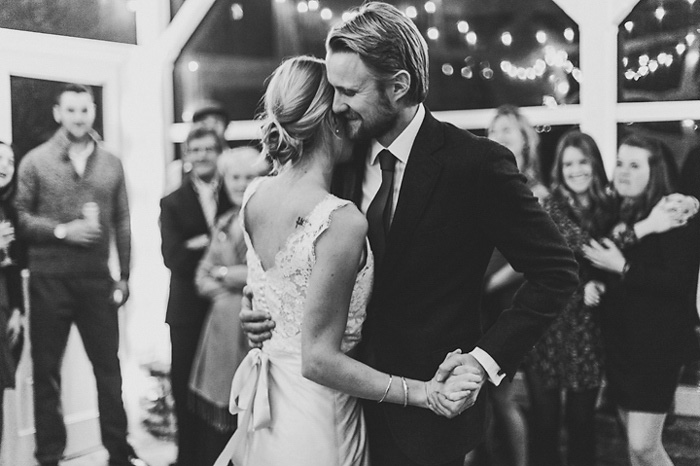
left=401, top=377, right=408, bottom=408
left=378, top=374, right=392, bottom=403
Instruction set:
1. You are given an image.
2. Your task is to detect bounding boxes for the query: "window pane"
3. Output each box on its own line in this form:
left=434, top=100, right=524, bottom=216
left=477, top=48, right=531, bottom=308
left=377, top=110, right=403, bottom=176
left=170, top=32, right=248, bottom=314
left=0, top=0, right=136, bottom=44
left=173, top=0, right=578, bottom=123
left=619, top=0, right=700, bottom=102
left=10, top=77, right=104, bottom=161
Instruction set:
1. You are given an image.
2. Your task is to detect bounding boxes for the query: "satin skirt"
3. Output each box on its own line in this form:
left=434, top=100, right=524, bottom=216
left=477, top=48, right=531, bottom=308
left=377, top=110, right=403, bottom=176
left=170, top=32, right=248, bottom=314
left=225, top=349, right=369, bottom=466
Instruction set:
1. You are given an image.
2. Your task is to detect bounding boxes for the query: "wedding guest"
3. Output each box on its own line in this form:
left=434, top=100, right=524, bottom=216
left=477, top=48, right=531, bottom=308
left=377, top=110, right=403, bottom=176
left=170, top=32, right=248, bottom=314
left=160, top=125, right=232, bottom=466
left=481, top=104, right=548, bottom=466
left=583, top=134, right=700, bottom=466
left=188, top=147, right=268, bottom=465
left=0, top=141, right=25, bottom=453
left=16, top=83, right=143, bottom=466
left=525, top=130, right=609, bottom=466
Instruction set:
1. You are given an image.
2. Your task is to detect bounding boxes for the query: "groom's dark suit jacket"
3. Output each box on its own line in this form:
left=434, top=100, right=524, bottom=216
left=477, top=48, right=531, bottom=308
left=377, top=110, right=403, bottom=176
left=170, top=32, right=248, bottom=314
left=332, top=111, right=578, bottom=465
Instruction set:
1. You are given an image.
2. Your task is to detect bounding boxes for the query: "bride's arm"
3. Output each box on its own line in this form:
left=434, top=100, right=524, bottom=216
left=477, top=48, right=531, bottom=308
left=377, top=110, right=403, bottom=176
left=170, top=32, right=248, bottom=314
left=301, top=206, right=481, bottom=416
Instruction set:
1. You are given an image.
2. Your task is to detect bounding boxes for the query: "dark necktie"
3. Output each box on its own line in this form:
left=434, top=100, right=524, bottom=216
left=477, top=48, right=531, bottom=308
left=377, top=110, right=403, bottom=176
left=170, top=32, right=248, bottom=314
left=367, top=149, right=397, bottom=267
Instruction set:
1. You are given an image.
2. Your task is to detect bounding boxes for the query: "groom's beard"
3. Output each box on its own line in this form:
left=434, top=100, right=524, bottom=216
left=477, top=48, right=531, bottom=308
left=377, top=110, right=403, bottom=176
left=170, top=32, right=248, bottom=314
left=345, top=96, right=399, bottom=143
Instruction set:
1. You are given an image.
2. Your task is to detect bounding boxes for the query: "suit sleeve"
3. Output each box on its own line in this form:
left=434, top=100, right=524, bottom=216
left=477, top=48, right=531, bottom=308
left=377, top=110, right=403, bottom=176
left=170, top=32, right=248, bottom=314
left=159, top=196, right=207, bottom=277
left=475, top=145, right=579, bottom=378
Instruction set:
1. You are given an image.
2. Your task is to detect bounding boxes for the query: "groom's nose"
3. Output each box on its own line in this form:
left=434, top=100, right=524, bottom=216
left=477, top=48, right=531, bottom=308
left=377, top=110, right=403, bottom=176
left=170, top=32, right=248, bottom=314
left=332, top=93, right=348, bottom=115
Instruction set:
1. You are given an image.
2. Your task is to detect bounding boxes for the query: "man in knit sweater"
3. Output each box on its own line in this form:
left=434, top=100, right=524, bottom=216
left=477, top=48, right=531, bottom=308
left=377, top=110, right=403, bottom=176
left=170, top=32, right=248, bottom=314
left=15, top=84, right=147, bottom=466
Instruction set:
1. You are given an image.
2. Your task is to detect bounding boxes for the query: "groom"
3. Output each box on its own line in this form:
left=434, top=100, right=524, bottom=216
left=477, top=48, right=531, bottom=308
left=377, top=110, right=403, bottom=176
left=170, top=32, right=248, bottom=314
left=242, top=3, right=578, bottom=465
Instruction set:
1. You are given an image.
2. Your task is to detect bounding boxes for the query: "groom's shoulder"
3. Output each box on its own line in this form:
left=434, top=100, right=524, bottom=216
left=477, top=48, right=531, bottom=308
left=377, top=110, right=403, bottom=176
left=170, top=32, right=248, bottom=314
left=435, top=120, right=510, bottom=165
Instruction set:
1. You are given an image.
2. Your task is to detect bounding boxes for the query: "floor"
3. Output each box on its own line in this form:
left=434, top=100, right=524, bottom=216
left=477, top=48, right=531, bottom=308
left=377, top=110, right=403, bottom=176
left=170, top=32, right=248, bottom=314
left=62, top=362, right=177, bottom=466
left=58, top=365, right=700, bottom=466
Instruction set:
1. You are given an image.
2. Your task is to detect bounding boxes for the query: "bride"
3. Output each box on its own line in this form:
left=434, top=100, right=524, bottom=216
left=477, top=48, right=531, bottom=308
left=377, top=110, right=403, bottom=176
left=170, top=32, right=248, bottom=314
left=215, top=56, right=480, bottom=466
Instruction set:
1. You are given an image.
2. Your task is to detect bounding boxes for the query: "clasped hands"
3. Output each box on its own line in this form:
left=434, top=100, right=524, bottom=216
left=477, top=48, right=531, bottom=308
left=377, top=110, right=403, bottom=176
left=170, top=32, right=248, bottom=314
left=425, top=349, right=486, bottom=418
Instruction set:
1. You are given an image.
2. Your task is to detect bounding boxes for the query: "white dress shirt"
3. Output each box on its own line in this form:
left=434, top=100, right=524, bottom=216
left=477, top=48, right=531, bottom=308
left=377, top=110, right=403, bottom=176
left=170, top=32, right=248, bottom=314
left=361, top=104, right=504, bottom=386
left=68, top=141, right=94, bottom=177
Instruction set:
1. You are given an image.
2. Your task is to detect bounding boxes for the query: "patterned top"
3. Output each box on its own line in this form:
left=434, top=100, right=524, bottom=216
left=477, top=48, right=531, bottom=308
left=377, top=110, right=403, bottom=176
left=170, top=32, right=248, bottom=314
left=241, top=177, right=373, bottom=355
left=527, top=194, right=604, bottom=391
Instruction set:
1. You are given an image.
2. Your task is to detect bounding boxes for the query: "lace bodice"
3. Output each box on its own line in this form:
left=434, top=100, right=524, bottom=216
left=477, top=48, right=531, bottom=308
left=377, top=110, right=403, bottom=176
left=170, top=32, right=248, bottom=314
left=241, top=177, right=373, bottom=355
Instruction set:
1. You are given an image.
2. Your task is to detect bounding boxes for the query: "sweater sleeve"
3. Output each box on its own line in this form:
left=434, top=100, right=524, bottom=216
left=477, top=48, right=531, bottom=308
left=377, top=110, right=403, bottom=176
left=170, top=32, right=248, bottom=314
left=112, top=161, right=131, bottom=279
left=16, top=154, right=61, bottom=243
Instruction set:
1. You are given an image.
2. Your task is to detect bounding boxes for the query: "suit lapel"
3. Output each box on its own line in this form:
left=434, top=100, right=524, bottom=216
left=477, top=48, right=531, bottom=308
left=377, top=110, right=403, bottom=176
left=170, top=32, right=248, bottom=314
left=381, top=112, right=444, bottom=275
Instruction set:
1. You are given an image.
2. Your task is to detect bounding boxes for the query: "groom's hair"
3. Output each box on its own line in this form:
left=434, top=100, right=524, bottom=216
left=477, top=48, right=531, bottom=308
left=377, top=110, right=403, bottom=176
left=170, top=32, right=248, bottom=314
left=326, top=2, right=429, bottom=105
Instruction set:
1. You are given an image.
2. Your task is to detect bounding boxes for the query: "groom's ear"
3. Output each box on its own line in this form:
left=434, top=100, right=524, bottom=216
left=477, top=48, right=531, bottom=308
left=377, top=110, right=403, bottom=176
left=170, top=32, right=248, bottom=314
left=390, top=70, right=411, bottom=103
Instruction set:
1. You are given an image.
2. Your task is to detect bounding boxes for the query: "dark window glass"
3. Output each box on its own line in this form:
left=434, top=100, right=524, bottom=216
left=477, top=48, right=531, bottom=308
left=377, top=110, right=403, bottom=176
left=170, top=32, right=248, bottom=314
left=0, top=0, right=136, bottom=44
left=174, top=0, right=578, bottom=123
left=619, top=0, right=700, bottom=102
left=10, top=77, right=104, bottom=162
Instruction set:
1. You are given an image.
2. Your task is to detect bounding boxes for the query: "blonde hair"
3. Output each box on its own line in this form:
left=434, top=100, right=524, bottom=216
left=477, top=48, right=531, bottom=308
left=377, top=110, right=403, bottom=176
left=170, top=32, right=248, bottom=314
left=326, top=2, right=428, bottom=105
left=258, top=56, right=334, bottom=169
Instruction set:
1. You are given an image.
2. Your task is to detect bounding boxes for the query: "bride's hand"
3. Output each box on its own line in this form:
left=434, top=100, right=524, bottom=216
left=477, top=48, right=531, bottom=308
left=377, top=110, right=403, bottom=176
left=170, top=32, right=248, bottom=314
left=240, top=286, right=275, bottom=348
left=426, top=352, right=485, bottom=418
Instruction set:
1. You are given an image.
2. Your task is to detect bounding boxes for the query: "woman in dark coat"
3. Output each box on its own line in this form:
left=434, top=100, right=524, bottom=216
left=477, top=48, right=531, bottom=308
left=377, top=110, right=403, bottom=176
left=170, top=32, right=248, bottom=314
left=0, top=141, right=26, bottom=450
left=583, top=134, right=700, bottom=466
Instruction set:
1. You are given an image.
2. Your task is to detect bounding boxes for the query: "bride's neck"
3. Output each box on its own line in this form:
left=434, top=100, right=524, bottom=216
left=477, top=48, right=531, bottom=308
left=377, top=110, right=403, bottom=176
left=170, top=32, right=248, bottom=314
left=283, top=145, right=335, bottom=190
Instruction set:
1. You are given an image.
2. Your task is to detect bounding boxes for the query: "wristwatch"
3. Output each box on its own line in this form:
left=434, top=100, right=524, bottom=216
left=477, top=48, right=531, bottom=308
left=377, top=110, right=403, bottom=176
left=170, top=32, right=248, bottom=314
left=216, top=266, right=228, bottom=280
left=54, top=224, right=67, bottom=240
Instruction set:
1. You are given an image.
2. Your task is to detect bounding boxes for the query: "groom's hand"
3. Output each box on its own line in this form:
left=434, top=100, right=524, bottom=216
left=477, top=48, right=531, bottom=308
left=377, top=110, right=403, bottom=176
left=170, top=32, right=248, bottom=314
left=240, top=285, right=275, bottom=348
left=427, top=351, right=486, bottom=418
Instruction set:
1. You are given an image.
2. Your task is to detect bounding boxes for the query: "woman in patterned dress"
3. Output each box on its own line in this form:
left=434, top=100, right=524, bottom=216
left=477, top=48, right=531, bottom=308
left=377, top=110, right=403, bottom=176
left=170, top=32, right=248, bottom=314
left=524, top=130, right=610, bottom=466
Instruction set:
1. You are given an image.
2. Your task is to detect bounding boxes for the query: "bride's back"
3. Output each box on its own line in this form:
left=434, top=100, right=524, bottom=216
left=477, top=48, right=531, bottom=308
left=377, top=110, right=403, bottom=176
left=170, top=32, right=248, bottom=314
left=244, top=175, right=330, bottom=272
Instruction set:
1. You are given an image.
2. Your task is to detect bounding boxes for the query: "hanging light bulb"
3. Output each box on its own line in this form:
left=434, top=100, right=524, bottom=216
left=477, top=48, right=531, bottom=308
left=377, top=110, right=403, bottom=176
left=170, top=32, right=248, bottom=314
left=501, top=32, right=513, bottom=46
left=320, top=8, right=332, bottom=20
left=427, top=27, right=439, bottom=40
left=466, top=31, right=477, bottom=45
left=655, top=6, right=666, bottom=21
left=406, top=6, right=418, bottom=19
left=424, top=1, right=436, bottom=14
left=308, top=0, right=319, bottom=11
left=624, top=21, right=634, bottom=33
left=536, top=30, right=547, bottom=44
left=563, top=27, right=575, bottom=42
left=457, top=20, right=469, bottom=34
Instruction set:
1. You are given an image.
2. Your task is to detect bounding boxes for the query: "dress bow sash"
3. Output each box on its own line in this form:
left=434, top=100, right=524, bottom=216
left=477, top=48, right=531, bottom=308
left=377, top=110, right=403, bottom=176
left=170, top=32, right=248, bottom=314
left=213, top=348, right=272, bottom=466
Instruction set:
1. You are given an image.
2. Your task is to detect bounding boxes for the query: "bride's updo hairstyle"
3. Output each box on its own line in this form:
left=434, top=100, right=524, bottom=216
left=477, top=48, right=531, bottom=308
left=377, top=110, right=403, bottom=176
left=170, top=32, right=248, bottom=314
left=259, top=56, right=334, bottom=168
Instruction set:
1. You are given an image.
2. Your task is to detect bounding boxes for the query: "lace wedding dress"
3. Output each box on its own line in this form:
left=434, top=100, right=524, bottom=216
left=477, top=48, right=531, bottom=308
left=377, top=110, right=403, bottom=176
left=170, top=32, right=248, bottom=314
left=217, top=177, right=373, bottom=466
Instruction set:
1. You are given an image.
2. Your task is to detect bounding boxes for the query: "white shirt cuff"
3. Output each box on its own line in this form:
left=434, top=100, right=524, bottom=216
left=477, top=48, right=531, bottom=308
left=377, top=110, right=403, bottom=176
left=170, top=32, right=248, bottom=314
left=470, top=347, right=505, bottom=386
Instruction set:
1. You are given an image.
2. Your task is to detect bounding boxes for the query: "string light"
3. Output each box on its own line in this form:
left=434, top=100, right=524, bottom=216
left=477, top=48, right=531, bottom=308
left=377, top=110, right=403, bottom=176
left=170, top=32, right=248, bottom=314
left=406, top=6, right=418, bottom=18
left=466, top=31, right=477, bottom=45
left=501, top=32, right=513, bottom=46
left=188, top=61, right=199, bottom=72
left=424, top=1, right=436, bottom=14
left=461, top=67, right=473, bottom=79
left=457, top=20, right=469, bottom=34
left=297, top=1, right=308, bottom=14
left=427, top=27, right=439, bottom=40
left=342, top=11, right=353, bottom=21
left=563, top=27, right=574, bottom=42
left=308, top=0, right=319, bottom=12
left=441, top=64, right=454, bottom=76
left=536, top=30, right=547, bottom=44
left=320, top=7, right=332, bottom=20
left=655, top=6, right=666, bottom=21
left=624, top=21, right=634, bottom=33
left=231, top=3, right=243, bottom=20
left=686, top=33, right=696, bottom=45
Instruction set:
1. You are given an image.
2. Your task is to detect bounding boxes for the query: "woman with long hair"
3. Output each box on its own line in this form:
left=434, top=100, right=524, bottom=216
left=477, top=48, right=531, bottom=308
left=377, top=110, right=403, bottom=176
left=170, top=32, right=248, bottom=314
left=525, top=130, right=610, bottom=466
left=583, top=134, right=700, bottom=466
left=0, top=141, right=25, bottom=451
left=481, top=104, right=547, bottom=466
